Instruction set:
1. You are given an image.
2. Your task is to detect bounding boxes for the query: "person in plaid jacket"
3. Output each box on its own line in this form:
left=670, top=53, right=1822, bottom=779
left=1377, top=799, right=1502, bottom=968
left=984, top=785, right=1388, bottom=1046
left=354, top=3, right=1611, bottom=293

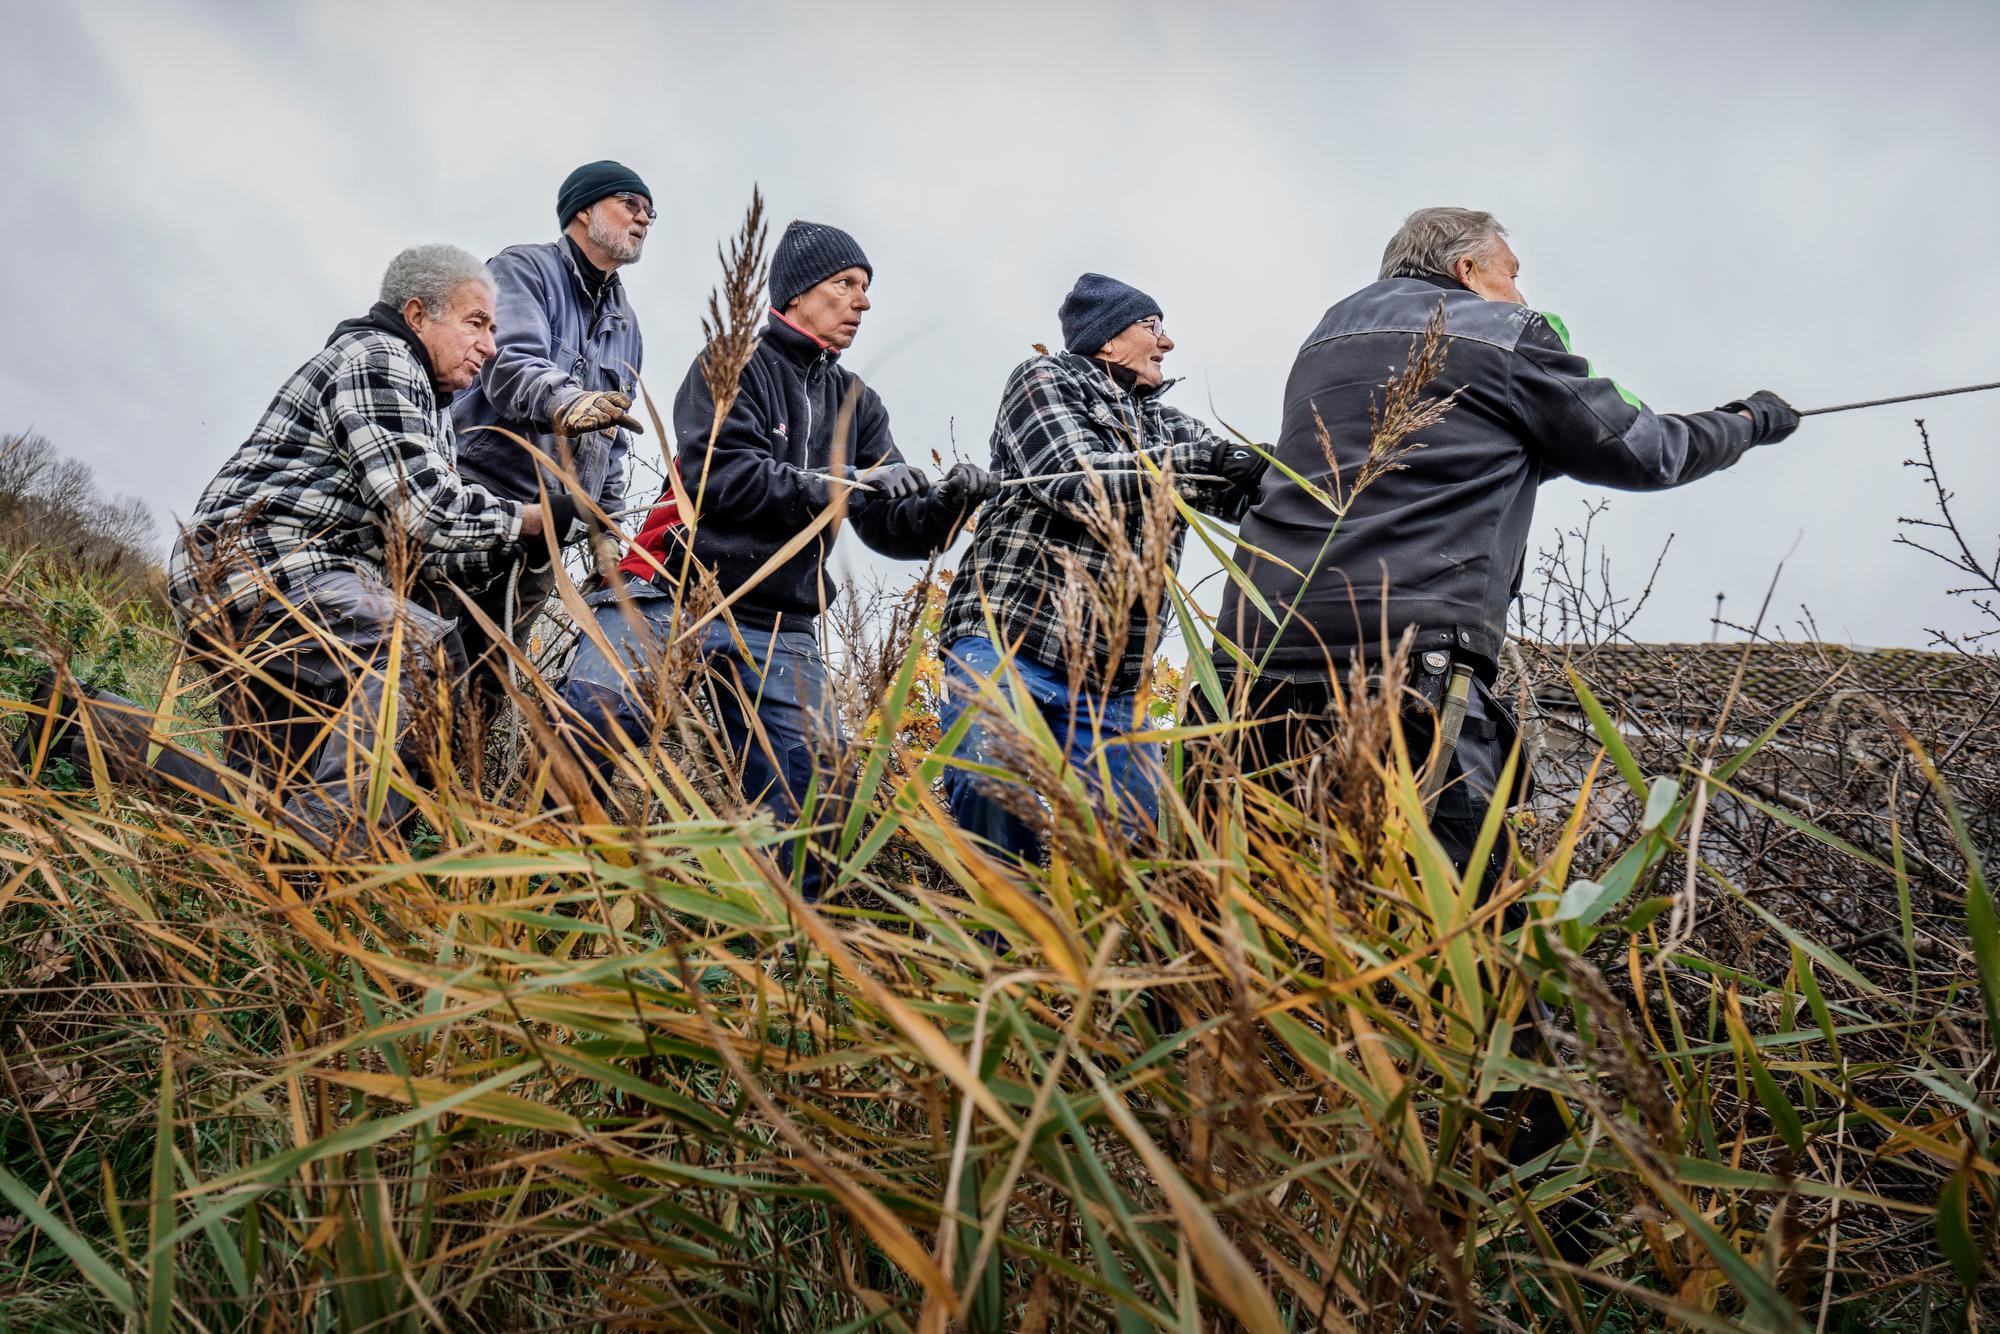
left=163, top=244, right=554, bottom=857
left=935, top=273, right=1267, bottom=865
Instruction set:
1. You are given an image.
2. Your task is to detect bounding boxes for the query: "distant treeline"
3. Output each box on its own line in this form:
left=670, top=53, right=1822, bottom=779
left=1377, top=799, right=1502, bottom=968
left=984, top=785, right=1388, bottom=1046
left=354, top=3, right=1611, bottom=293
left=0, top=432, right=165, bottom=607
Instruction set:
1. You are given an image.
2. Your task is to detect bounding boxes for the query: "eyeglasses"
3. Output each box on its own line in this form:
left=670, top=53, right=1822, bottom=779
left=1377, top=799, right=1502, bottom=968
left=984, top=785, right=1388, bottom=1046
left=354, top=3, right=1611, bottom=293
left=612, top=192, right=657, bottom=221
left=1134, top=317, right=1167, bottom=340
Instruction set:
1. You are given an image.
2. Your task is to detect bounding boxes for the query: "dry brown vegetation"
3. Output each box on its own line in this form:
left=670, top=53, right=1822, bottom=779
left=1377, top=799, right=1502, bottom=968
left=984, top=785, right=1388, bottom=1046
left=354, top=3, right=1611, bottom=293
left=0, top=197, right=1993, bottom=1331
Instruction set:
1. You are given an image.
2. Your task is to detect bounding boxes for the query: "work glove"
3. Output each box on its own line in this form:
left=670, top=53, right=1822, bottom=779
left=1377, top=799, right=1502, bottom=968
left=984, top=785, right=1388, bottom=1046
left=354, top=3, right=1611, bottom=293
left=800, top=466, right=866, bottom=509
left=532, top=490, right=580, bottom=550
left=1718, top=390, right=1800, bottom=446
left=934, top=462, right=999, bottom=511
left=590, top=531, right=626, bottom=584
left=1209, top=436, right=1271, bottom=492
left=551, top=390, right=645, bottom=437
left=859, top=460, right=929, bottom=500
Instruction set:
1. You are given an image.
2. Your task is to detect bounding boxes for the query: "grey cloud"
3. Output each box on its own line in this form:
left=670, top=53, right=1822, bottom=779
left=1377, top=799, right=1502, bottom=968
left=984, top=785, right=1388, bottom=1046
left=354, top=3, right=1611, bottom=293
left=1, top=0, right=1995, bottom=649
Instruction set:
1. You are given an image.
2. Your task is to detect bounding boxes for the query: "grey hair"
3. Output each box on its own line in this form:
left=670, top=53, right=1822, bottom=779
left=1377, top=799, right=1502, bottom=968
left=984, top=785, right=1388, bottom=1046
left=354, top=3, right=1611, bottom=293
left=1377, top=208, right=1508, bottom=281
left=378, top=244, right=494, bottom=315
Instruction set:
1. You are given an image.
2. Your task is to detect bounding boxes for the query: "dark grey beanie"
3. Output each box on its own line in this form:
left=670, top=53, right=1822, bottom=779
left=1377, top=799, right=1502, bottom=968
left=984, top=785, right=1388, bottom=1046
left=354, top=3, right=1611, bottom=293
left=1058, top=272, right=1161, bottom=356
left=770, top=220, right=872, bottom=310
left=556, top=160, right=651, bottom=226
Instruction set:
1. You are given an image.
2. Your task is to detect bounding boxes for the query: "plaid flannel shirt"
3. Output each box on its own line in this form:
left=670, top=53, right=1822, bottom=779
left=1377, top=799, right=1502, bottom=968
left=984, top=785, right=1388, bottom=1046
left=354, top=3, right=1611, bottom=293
left=938, top=353, right=1253, bottom=692
left=168, top=328, right=524, bottom=626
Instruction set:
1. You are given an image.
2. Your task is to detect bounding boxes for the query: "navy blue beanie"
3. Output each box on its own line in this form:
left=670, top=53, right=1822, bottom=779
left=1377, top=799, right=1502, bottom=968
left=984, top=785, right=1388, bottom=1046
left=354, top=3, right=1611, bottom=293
left=556, top=160, right=651, bottom=226
left=1059, top=273, right=1161, bottom=356
left=770, top=220, right=872, bottom=310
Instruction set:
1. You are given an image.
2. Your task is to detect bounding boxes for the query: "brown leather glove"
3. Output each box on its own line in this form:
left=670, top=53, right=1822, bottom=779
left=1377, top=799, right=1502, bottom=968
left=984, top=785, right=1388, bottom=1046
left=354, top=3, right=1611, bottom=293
left=590, top=531, right=626, bottom=584
left=552, top=390, right=644, bottom=436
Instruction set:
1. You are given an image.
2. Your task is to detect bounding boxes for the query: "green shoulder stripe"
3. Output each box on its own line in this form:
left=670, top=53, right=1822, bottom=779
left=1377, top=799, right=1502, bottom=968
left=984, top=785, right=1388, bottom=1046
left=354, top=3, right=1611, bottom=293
left=1541, top=310, right=1576, bottom=352
left=1539, top=310, right=1645, bottom=410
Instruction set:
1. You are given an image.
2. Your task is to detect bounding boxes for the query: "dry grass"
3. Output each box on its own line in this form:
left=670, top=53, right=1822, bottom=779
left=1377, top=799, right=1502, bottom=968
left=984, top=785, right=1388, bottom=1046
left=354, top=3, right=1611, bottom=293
left=0, top=199, right=1992, bottom=1332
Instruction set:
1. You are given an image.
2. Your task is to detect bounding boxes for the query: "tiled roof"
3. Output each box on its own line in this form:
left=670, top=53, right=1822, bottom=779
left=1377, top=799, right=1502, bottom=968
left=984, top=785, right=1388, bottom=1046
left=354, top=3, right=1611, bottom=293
left=1507, top=640, right=1996, bottom=732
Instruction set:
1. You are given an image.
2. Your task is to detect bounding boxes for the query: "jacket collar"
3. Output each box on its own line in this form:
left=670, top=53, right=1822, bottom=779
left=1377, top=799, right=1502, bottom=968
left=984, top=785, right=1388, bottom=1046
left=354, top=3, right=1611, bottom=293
left=557, top=235, right=623, bottom=307
left=1406, top=271, right=1472, bottom=294
left=563, top=234, right=614, bottom=300
left=766, top=307, right=837, bottom=369
left=1063, top=351, right=1177, bottom=400
left=326, top=302, right=439, bottom=390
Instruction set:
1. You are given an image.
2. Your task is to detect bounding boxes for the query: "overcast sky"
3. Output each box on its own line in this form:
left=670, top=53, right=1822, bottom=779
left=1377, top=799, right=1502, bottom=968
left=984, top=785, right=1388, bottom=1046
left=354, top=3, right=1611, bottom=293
left=3, top=0, right=1996, bottom=652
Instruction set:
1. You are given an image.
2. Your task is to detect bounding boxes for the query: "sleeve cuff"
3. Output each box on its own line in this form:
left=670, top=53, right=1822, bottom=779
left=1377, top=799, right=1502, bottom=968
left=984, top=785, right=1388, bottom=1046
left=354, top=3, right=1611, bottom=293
left=544, top=382, right=585, bottom=424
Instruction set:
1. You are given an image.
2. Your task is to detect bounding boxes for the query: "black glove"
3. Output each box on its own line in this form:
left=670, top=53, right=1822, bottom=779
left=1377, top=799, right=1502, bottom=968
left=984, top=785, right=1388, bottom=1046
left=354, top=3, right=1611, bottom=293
left=801, top=466, right=863, bottom=509
left=935, top=462, right=999, bottom=511
left=1718, top=390, right=1800, bottom=446
left=1209, top=437, right=1270, bottom=492
left=861, top=461, right=929, bottom=500
left=540, top=491, right=581, bottom=545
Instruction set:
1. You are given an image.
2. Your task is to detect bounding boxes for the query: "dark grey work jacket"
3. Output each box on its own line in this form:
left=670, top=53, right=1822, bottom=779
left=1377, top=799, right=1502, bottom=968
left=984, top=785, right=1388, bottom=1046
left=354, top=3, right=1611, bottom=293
left=1214, top=275, right=1760, bottom=677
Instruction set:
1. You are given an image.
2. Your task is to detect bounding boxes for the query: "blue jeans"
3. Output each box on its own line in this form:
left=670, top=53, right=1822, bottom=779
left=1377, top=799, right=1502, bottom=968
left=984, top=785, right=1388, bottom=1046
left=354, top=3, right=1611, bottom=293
left=560, top=581, right=838, bottom=898
left=937, top=636, right=1160, bottom=865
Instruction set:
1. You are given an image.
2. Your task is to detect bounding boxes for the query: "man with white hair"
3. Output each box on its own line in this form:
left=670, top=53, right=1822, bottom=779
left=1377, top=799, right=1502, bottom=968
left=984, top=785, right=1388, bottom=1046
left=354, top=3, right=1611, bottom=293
left=1209, top=207, right=1801, bottom=870
left=164, top=244, right=552, bottom=855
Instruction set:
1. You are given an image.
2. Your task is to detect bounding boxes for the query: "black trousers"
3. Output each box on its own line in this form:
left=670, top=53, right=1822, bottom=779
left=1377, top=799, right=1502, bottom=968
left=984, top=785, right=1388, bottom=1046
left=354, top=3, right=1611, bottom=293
left=1187, top=665, right=1520, bottom=886
left=1189, top=669, right=1589, bottom=1251
left=455, top=557, right=549, bottom=722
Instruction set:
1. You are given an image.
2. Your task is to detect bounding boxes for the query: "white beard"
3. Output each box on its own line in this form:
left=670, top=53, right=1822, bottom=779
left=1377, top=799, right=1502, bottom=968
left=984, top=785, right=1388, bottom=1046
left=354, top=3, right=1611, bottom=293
left=586, top=212, right=644, bottom=265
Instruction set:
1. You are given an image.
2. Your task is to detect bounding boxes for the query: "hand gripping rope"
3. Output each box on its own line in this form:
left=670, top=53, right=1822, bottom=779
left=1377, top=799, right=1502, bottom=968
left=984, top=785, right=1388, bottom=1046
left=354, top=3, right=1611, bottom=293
left=596, top=378, right=2000, bottom=528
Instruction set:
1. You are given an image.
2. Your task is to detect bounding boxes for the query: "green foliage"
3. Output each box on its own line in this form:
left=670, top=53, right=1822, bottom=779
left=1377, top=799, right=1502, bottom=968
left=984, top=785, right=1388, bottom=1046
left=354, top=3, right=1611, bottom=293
left=0, top=549, right=1992, bottom=1330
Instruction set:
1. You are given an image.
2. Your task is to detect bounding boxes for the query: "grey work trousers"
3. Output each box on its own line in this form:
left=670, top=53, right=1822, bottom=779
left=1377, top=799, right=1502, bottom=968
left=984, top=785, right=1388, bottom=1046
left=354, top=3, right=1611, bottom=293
left=29, top=570, right=464, bottom=858
left=203, top=570, right=465, bottom=856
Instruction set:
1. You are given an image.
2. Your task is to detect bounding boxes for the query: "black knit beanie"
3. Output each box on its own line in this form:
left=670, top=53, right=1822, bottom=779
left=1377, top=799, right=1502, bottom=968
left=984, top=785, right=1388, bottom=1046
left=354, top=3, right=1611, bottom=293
left=770, top=221, right=872, bottom=310
left=556, top=160, right=651, bottom=226
left=1058, top=272, right=1161, bottom=356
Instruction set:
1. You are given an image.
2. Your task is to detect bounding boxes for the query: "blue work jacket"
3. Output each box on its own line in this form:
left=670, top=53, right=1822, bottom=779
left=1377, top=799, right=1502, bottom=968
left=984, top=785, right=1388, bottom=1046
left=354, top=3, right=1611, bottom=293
left=451, top=238, right=644, bottom=526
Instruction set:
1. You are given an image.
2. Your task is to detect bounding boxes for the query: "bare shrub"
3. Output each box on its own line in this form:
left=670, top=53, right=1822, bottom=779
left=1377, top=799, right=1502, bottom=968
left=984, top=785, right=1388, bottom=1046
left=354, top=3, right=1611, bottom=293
left=0, top=432, right=163, bottom=606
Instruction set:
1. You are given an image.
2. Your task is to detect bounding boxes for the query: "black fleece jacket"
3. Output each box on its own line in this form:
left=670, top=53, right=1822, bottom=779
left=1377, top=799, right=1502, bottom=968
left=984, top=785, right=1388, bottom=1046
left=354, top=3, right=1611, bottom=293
left=1215, top=275, right=1761, bottom=676
left=658, top=309, right=971, bottom=626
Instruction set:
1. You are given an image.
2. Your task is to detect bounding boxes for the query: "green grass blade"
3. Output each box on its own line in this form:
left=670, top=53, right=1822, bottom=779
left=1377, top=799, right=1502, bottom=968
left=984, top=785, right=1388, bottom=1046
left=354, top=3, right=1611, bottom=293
left=1565, top=668, right=1647, bottom=797
left=146, top=1052, right=176, bottom=1334
left=0, top=1163, right=138, bottom=1314
left=1937, top=1171, right=1981, bottom=1291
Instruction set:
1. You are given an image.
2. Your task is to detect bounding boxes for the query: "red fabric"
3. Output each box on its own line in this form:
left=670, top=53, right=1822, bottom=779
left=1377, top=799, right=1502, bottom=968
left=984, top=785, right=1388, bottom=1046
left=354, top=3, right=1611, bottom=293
left=767, top=305, right=830, bottom=349
left=617, top=471, right=684, bottom=582
left=619, top=312, right=829, bottom=585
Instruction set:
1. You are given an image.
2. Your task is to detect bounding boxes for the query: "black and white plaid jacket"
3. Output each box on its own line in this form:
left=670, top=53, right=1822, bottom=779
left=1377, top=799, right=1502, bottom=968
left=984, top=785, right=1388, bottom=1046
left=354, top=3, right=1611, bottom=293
left=938, top=353, right=1254, bottom=692
left=169, top=319, right=524, bottom=626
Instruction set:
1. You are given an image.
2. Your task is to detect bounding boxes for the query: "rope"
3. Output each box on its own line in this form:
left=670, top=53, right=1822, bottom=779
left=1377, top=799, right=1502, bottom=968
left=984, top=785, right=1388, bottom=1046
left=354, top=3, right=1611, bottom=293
left=489, top=553, right=527, bottom=760
left=499, top=556, right=518, bottom=648
left=1800, top=380, right=2000, bottom=417
left=996, top=470, right=1231, bottom=489
left=616, top=469, right=1236, bottom=510
left=605, top=377, right=2000, bottom=531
